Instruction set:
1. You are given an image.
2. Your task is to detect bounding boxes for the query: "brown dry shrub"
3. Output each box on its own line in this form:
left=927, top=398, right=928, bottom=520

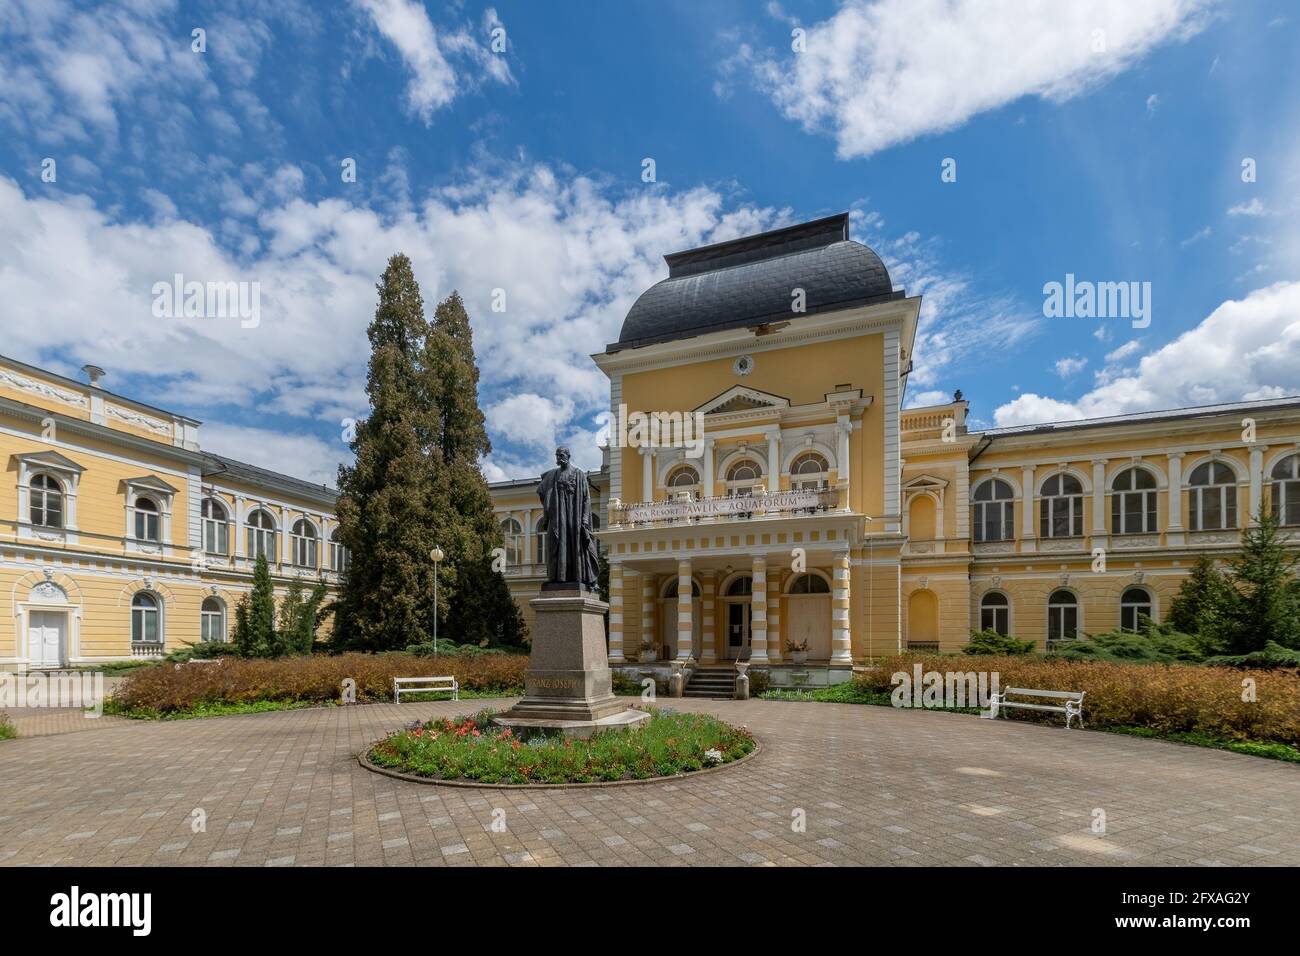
left=857, top=655, right=1300, bottom=745
left=112, top=653, right=527, bottom=714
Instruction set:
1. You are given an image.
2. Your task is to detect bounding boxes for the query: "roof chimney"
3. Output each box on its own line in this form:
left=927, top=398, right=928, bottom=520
left=81, top=364, right=105, bottom=387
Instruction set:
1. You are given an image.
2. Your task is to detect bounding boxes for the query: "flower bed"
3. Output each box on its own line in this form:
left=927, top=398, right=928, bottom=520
left=364, top=708, right=756, bottom=785
left=107, top=652, right=527, bottom=717
left=856, top=655, right=1300, bottom=745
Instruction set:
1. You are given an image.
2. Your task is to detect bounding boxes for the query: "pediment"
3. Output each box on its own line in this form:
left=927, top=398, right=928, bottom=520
left=14, top=449, right=84, bottom=474
left=123, top=474, right=179, bottom=495
left=903, top=473, right=949, bottom=490
left=694, top=386, right=791, bottom=416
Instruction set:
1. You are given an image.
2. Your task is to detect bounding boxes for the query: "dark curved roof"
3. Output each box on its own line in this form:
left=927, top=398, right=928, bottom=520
left=611, top=213, right=898, bottom=351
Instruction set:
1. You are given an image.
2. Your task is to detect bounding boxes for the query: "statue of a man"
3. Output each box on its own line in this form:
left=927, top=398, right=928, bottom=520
left=537, top=446, right=599, bottom=590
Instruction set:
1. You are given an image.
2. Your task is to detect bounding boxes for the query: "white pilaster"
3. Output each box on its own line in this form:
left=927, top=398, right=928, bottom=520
left=676, top=558, right=693, bottom=661
left=831, top=551, right=852, bottom=663
left=750, top=556, right=768, bottom=662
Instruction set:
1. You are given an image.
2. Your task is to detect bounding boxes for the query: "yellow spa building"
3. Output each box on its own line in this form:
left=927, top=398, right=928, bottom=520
left=0, top=357, right=343, bottom=667
left=503, top=212, right=1297, bottom=686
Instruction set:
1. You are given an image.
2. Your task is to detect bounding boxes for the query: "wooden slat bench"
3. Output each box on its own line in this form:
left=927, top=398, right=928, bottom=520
left=990, top=686, right=1085, bottom=728
left=393, top=676, right=458, bottom=703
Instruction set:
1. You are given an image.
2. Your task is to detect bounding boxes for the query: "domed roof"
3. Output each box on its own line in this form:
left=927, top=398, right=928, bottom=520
left=611, top=213, right=898, bottom=352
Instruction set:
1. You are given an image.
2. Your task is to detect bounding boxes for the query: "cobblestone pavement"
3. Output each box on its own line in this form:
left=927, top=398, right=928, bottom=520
left=1, top=697, right=1296, bottom=866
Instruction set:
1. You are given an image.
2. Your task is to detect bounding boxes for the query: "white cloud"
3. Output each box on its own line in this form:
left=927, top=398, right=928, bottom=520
left=1180, top=225, right=1211, bottom=247
left=1054, top=355, right=1087, bottom=378
left=994, top=281, right=1300, bottom=426
left=1104, top=339, right=1142, bottom=362
left=199, top=421, right=346, bottom=488
left=1227, top=197, right=1266, bottom=216
left=905, top=389, right=950, bottom=408
left=354, top=0, right=513, bottom=124
left=742, top=0, right=1214, bottom=159
left=1146, top=93, right=1160, bottom=116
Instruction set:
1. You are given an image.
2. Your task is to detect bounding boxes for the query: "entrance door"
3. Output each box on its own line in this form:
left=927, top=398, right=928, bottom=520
left=28, top=610, right=65, bottom=668
left=725, top=601, right=751, bottom=660
left=786, top=597, right=831, bottom=660
left=660, top=598, right=702, bottom=658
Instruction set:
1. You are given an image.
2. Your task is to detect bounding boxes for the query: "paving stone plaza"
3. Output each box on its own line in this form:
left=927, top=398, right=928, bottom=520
left=2, top=698, right=1296, bottom=867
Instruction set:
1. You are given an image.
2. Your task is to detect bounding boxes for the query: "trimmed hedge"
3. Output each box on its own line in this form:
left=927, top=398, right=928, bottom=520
left=110, top=653, right=527, bottom=716
left=857, top=654, right=1300, bottom=745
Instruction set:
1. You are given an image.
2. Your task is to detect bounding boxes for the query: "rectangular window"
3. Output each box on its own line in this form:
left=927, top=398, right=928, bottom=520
left=135, top=511, right=160, bottom=542
left=981, top=607, right=1008, bottom=635
left=204, top=518, right=228, bottom=555
left=248, top=529, right=275, bottom=560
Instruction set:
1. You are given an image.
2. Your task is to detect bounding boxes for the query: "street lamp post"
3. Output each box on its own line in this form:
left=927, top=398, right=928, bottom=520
left=430, top=546, right=444, bottom=655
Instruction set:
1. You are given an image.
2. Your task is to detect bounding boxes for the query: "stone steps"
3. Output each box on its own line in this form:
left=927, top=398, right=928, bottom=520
left=683, top=667, right=736, bottom=699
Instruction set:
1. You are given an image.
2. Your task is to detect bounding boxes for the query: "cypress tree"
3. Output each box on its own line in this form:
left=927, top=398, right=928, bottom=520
left=424, top=291, right=519, bottom=645
left=335, top=254, right=440, bottom=651
left=1167, top=555, right=1233, bottom=638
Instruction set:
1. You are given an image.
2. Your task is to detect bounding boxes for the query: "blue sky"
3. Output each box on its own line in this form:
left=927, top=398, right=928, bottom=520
left=1, top=0, right=1298, bottom=484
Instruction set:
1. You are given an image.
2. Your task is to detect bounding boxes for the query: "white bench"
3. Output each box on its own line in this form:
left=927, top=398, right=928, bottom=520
left=393, top=676, right=458, bottom=703
left=989, top=686, right=1085, bottom=728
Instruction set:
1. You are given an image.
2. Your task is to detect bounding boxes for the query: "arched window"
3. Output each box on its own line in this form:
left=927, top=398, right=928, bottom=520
left=246, top=509, right=276, bottom=560
left=1111, top=467, right=1158, bottom=534
left=662, top=578, right=701, bottom=598
left=291, top=519, right=318, bottom=568
left=500, top=517, right=523, bottom=567
left=725, top=459, right=762, bottom=496
left=1120, top=587, right=1154, bottom=632
left=726, top=575, right=753, bottom=596
left=30, top=473, right=64, bottom=528
left=790, top=452, right=829, bottom=491
left=202, top=498, right=229, bottom=555
left=329, top=528, right=350, bottom=572
left=667, top=465, right=700, bottom=489
left=1047, top=589, right=1078, bottom=641
left=1271, top=454, right=1300, bottom=526
left=131, top=592, right=161, bottom=644
left=980, top=592, right=1009, bottom=635
left=201, top=597, right=225, bottom=643
left=1040, top=474, right=1084, bottom=538
left=1189, top=461, right=1237, bottom=531
left=972, top=478, right=1014, bottom=543
left=134, top=497, right=160, bottom=542
left=787, top=573, right=830, bottom=594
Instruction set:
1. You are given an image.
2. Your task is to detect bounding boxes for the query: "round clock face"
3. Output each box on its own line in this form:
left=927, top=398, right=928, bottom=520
left=733, top=355, right=754, bottom=376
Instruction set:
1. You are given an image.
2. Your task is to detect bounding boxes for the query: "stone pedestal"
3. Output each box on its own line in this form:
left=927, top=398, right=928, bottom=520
left=494, top=587, right=650, bottom=738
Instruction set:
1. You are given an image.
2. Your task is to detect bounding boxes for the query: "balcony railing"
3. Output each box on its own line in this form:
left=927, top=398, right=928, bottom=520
left=609, top=486, right=844, bottom=528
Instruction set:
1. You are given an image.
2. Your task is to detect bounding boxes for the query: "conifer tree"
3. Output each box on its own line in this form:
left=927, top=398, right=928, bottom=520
left=1167, top=555, right=1233, bottom=638
left=234, top=552, right=277, bottom=657
left=334, top=254, right=440, bottom=651
left=1212, top=510, right=1300, bottom=653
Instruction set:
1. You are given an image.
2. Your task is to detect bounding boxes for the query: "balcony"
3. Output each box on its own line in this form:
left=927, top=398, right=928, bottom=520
left=609, top=486, right=844, bottom=528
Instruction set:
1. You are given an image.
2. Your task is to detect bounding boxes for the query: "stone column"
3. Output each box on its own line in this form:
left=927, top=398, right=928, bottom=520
left=766, top=427, right=781, bottom=490
left=831, top=551, right=852, bottom=663
left=837, top=417, right=852, bottom=511
left=767, top=573, right=782, bottom=662
left=641, top=574, right=657, bottom=658
left=607, top=563, right=625, bottom=662
left=702, top=438, right=715, bottom=497
left=700, top=569, right=717, bottom=662
left=675, top=559, right=693, bottom=661
left=234, top=495, right=245, bottom=559
left=750, top=556, right=768, bottom=662
left=1249, top=446, right=1265, bottom=525
left=280, top=506, right=292, bottom=566
left=1166, top=452, right=1185, bottom=545
left=1021, top=465, right=1037, bottom=552
left=1091, top=459, right=1108, bottom=547
left=641, top=448, right=654, bottom=503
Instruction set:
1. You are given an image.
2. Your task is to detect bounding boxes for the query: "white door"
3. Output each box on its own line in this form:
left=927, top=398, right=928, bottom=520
left=28, top=610, right=65, bottom=668
left=786, top=597, right=831, bottom=660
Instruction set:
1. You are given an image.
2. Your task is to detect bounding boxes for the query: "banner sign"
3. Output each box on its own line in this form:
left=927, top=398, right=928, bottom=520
left=622, top=489, right=825, bottom=523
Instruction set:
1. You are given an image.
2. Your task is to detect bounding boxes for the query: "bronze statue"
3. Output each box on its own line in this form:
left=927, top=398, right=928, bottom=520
left=537, top=446, right=599, bottom=590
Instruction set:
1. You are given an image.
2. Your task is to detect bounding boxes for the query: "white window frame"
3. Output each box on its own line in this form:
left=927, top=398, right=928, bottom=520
left=1120, top=587, right=1154, bottom=632
left=291, top=518, right=318, bottom=569
left=246, top=509, right=277, bottom=561
left=1047, top=589, right=1079, bottom=641
left=134, top=496, right=161, bottom=543
left=980, top=592, right=1010, bottom=635
left=1040, top=474, right=1084, bottom=538
left=329, top=529, right=350, bottom=572
left=131, top=592, right=162, bottom=645
left=1111, top=467, right=1158, bottom=535
left=200, top=597, right=226, bottom=642
left=202, top=497, right=230, bottom=555
left=1271, top=454, right=1300, bottom=527
left=1188, top=461, right=1237, bottom=531
left=30, top=472, right=65, bottom=529
left=972, top=478, right=1015, bottom=543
